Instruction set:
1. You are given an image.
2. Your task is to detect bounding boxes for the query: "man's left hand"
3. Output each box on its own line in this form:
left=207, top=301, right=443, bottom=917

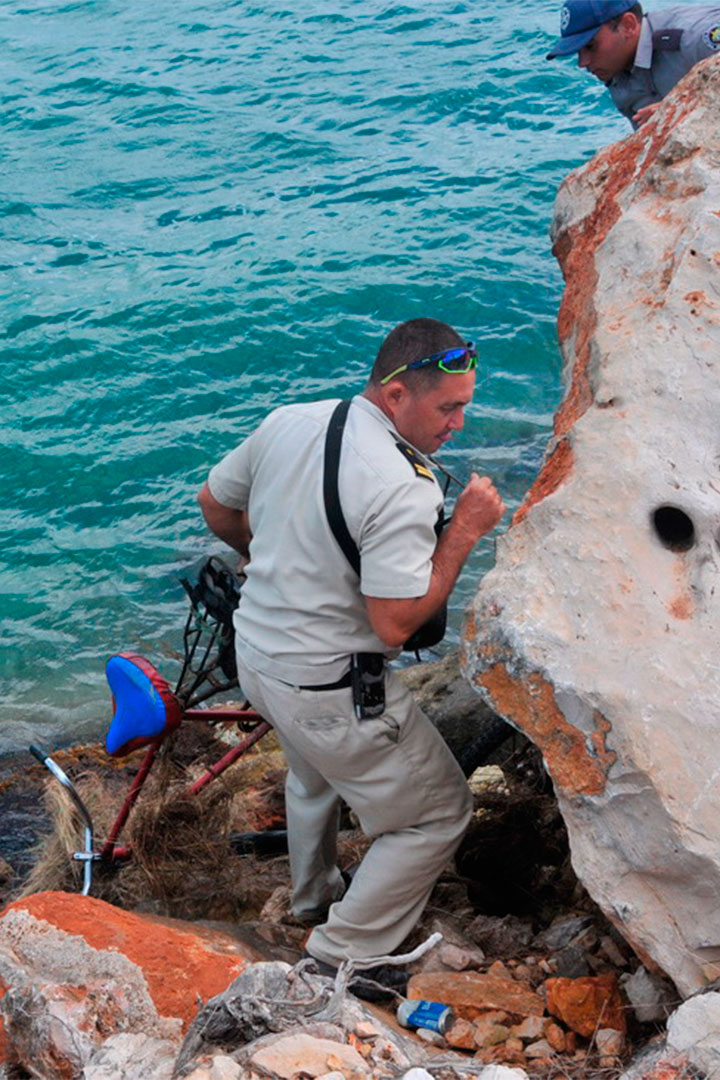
left=633, top=102, right=661, bottom=127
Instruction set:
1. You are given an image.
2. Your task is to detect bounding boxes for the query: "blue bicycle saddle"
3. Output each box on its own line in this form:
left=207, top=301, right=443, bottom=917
left=105, top=653, right=182, bottom=757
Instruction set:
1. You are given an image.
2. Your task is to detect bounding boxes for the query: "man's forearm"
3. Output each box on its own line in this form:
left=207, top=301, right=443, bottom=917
left=198, top=482, right=252, bottom=556
left=364, top=473, right=505, bottom=649
left=364, top=518, right=478, bottom=647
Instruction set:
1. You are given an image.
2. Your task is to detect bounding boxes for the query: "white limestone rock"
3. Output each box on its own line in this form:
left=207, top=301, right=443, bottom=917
left=0, top=907, right=180, bottom=1078
left=463, top=56, right=720, bottom=996
left=666, top=992, right=720, bottom=1076
left=82, top=1033, right=179, bottom=1079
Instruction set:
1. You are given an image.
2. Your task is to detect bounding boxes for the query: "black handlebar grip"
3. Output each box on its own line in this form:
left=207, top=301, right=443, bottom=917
left=29, top=745, right=47, bottom=765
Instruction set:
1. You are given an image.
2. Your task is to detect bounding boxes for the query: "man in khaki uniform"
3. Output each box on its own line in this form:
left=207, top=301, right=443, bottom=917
left=198, top=318, right=504, bottom=985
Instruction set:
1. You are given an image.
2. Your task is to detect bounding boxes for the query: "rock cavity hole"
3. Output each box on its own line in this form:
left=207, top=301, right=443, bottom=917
left=652, top=505, right=695, bottom=552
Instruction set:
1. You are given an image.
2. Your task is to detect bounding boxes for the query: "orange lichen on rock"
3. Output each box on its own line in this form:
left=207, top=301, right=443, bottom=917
left=476, top=664, right=616, bottom=798
left=545, top=975, right=627, bottom=1036
left=2, top=891, right=249, bottom=1030
left=553, top=136, right=647, bottom=436
left=513, top=438, right=574, bottom=525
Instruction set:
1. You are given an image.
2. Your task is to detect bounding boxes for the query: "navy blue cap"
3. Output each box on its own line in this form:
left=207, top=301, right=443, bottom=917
left=546, top=0, right=636, bottom=59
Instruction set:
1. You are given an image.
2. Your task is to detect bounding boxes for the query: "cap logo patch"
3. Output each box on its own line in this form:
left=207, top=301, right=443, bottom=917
left=561, top=4, right=571, bottom=31
left=703, top=25, right=720, bottom=49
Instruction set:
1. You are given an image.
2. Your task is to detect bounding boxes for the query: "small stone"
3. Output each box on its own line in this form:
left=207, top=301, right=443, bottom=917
left=316, top=1074, right=345, bottom=1080
left=353, top=1021, right=379, bottom=1040
left=445, top=1018, right=476, bottom=1051
left=473, top=1017, right=510, bottom=1048
left=538, top=958, right=554, bottom=974
left=437, top=942, right=481, bottom=971
left=512, top=965, right=533, bottom=986
left=545, top=974, right=626, bottom=1036
left=487, top=960, right=512, bottom=980
left=595, top=1028, right=626, bottom=1056
left=600, top=1055, right=620, bottom=1069
left=524, top=1038, right=554, bottom=1059
left=481, top=1010, right=511, bottom=1025
left=598, top=934, right=629, bottom=968
left=535, top=916, right=596, bottom=953
left=621, top=965, right=674, bottom=1024
left=415, top=1028, right=445, bottom=1046
left=550, top=944, right=591, bottom=979
left=505, top=1037, right=525, bottom=1054
left=543, top=1022, right=566, bottom=1052
left=510, top=1016, right=544, bottom=1042
left=348, top=1035, right=373, bottom=1059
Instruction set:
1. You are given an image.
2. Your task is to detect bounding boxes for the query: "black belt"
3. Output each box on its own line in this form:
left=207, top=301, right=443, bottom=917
left=298, top=670, right=352, bottom=692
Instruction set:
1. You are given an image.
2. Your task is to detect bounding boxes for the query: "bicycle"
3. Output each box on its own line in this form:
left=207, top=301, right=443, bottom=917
left=30, top=556, right=274, bottom=896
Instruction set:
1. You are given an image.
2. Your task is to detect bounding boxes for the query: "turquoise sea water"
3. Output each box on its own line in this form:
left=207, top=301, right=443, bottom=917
left=2, top=0, right=630, bottom=754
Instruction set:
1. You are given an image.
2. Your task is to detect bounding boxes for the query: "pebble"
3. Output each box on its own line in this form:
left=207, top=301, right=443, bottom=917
left=524, top=1038, right=554, bottom=1059
left=595, top=1027, right=626, bottom=1056
left=353, top=1021, right=379, bottom=1040
left=544, top=1022, right=566, bottom=1052
left=415, top=1028, right=445, bottom=1046
left=510, top=1016, right=544, bottom=1042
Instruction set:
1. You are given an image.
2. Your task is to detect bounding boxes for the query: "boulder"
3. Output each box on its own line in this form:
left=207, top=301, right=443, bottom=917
left=463, top=55, right=720, bottom=997
left=0, top=891, right=256, bottom=1078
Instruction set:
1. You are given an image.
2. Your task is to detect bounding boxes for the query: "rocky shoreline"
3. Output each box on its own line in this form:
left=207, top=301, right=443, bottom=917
left=0, top=652, right=711, bottom=1079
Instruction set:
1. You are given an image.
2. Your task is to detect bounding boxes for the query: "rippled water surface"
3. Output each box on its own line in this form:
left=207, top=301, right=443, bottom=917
left=2, top=0, right=629, bottom=752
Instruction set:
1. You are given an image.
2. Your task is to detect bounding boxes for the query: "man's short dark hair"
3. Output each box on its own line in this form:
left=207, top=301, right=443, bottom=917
left=607, top=2, right=642, bottom=28
left=368, top=317, right=465, bottom=388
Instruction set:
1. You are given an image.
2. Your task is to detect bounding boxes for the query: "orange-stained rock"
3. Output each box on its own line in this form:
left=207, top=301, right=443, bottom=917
left=545, top=975, right=626, bottom=1037
left=407, top=971, right=544, bottom=1022
left=544, top=1021, right=567, bottom=1052
left=2, top=891, right=252, bottom=1030
left=444, top=1018, right=476, bottom=1051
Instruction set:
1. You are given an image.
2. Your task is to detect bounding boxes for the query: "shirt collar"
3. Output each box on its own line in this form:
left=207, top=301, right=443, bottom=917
left=633, top=15, right=653, bottom=69
left=352, top=394, right=434, bottom=467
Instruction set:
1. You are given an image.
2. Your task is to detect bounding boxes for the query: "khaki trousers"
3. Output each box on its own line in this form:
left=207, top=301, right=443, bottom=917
left=236, top=658, right=473, bottom=968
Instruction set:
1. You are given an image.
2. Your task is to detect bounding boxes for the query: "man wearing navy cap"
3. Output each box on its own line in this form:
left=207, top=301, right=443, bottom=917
left=547, top=1, right=720, bottom=127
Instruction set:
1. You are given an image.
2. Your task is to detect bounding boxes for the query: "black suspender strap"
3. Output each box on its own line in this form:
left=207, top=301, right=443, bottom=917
left=323, top=399, right=361, bottom=576
left=322, top=396, right=448, bottom=655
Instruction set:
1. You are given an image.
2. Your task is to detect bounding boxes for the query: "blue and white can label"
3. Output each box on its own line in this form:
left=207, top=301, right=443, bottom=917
left=396, top=998, right=453, bottom=1034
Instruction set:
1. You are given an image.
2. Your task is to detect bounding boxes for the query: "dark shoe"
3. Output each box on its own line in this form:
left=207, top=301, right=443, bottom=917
left=303, top=951, right=408, bottom=1002
left=293, top=870, right=354, bottom=928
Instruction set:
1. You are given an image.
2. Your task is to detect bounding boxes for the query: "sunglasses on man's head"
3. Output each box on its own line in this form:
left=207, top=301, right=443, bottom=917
left=380, top=342, right=478, bottom=385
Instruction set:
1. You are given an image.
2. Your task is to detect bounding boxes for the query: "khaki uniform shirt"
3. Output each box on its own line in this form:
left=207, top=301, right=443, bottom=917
left=609, top=6, right=720, bottom=126
left=208, top=395, right=443, bottom=685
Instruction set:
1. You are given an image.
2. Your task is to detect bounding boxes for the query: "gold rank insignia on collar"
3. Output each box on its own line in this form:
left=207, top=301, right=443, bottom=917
left=395, top=441, right=435, bottom=481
